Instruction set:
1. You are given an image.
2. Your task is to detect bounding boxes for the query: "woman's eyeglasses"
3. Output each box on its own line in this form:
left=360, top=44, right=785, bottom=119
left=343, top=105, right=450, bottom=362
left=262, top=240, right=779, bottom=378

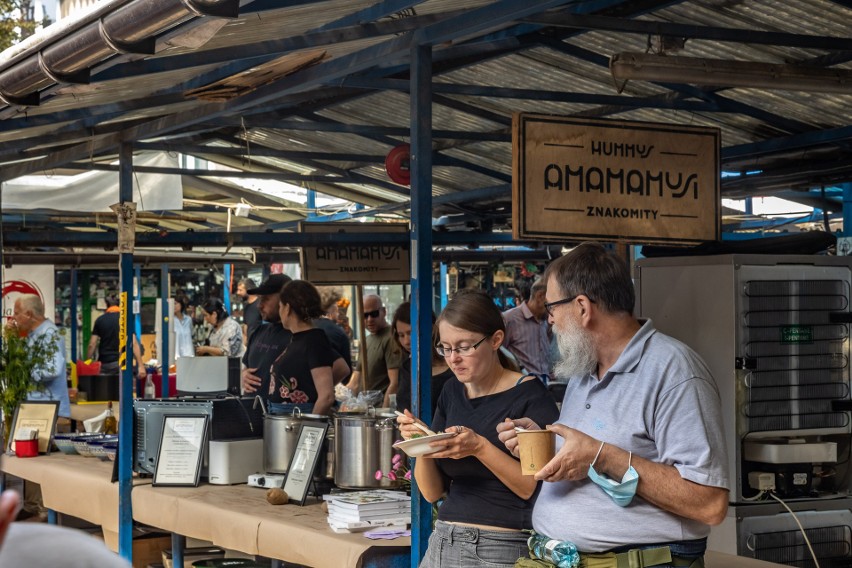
left=436, top=335, right=490, bottom=358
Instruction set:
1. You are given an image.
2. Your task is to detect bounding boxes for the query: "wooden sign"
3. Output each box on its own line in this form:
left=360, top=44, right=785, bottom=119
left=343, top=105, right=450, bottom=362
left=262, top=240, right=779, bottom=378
left=300, top=222, right=409, bottom=285
left=512, top=114, right=720, bottom=245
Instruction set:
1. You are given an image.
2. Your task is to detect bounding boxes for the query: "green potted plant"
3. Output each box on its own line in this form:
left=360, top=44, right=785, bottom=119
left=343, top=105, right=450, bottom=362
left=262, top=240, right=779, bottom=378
left=0, top=325, right=58, bottom=448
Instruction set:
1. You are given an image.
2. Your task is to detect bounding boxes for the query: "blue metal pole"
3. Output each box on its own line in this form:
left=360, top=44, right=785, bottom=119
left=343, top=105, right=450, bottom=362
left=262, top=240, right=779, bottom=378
left=409, top=42, right=434, bottom=568
left=307, top=189, right=317, bottom=220
left=223, top=264, right=232, bottom=313
left=118, top=143, right=134, bottom=564
left=70, top=268, right=78, bottom=363
left=439, top=262, right=447, bottom=311
left=161, top=264, right=170, bottom=398
left=134, top=265, right=142, bottom=345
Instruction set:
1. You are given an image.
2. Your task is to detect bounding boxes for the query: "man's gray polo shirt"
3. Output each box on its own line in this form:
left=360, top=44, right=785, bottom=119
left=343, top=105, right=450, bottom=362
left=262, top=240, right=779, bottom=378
left=533, top=319, right=729, bottom=551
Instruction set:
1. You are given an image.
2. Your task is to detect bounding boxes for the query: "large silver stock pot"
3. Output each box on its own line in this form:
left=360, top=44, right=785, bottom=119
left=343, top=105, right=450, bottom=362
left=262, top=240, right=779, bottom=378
left=333, top=411, right=401, bottom=489
left=263, top=408, right=328, bottom=474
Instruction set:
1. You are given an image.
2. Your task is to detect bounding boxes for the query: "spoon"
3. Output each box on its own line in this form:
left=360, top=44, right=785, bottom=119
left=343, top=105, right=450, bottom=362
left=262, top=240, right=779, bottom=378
left=394, top=410, right=437, bottom=436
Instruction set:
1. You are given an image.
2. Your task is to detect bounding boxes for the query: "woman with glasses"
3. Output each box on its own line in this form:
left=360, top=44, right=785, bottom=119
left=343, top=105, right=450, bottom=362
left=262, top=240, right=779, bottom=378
left=397, top=289, right=560, bottom=568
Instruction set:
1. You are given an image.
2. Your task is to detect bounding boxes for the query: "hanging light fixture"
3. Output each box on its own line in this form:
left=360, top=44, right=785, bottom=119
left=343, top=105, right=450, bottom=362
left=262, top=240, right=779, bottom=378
left=609, top=52, right=852, bottom=94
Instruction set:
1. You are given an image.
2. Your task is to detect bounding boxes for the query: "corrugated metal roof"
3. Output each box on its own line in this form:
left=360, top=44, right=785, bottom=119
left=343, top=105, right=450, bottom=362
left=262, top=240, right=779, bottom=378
left=0, top=0, right=850, bottom=250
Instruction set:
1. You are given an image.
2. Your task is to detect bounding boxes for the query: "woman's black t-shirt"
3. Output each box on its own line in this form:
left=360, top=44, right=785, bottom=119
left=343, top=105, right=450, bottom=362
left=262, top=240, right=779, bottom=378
left=431, top=376, right=560, bottom=529
left=268, top=328, right=335, bottom=404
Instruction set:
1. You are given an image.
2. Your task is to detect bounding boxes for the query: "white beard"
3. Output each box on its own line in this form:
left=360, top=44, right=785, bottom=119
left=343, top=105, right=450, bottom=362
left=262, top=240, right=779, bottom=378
left=553, top=321, right=597, bottom=379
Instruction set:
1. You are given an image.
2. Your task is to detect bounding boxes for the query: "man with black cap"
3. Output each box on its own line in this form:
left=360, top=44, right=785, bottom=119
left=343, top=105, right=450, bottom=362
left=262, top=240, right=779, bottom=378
left=241, top=274, right=293, bottom=398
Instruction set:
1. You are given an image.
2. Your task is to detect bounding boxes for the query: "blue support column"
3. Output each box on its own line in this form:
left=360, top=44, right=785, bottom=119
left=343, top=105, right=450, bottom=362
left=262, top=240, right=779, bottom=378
left=307, top=189, right=318, bottom=220
left=409, top=42, right=434, bottom=568
left=134, top=265, right=142, bottom=344
left=842, top=183, right=852, bottom=237
left=223, top=264, right=232, bottom=312
left=70, top=268, right=78, bottom=363
left=439, top=263, right=447, bottom=310
left=161, top=264, right=170, bottom=397
left=118, top=143, right=135, bottom=563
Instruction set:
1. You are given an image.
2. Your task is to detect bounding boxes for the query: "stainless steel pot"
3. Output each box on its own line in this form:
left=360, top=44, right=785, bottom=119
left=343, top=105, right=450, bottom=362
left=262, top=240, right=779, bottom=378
left=262, top=407, right=328, bottom=474
left=333, top=411, right=401, bottom=489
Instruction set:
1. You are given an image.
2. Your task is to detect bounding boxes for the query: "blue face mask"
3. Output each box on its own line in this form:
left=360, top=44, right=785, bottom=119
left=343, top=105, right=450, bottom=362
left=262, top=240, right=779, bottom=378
left=587, top=446, right=639, bottom=507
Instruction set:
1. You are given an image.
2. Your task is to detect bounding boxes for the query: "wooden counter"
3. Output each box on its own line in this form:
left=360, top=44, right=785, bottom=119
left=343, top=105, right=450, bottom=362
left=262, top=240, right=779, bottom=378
left=132, top=483, right=409, bottom=567
left=2, top=453, right=408, bottom=567
left=1, top=452, right=147, bottom=548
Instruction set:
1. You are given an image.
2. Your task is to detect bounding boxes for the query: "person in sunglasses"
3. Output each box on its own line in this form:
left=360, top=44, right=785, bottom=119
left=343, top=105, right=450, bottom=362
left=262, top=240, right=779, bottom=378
left=344, top=294, right=403, bottom=407
left=498, top=243, right=728, bottom=568
left=397, top=289, right=559, bottom=568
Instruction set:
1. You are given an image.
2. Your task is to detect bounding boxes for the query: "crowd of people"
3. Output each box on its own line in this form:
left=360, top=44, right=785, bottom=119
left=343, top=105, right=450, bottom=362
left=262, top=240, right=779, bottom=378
left=7, top=242, right=729, bottom=567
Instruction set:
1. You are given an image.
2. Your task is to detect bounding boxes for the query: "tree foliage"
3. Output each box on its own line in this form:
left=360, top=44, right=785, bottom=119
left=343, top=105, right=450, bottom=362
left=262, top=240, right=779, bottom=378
left=0, top=0, right=50, bottom=52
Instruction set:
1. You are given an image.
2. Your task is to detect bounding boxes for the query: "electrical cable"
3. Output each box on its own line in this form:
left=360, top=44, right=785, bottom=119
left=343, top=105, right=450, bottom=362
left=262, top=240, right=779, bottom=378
left=768, top=492, right=821, bottom=568
left=741, top=490, right=766, bottom=502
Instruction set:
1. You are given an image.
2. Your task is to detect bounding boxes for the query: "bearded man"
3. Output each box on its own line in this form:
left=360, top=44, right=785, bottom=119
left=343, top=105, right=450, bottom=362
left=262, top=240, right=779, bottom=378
left=498, top=242, right=729, bottom=568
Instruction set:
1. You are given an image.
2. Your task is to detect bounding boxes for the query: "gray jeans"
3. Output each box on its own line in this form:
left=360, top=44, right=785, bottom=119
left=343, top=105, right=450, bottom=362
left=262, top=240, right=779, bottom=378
left=421, top=520, right=529, bottom=568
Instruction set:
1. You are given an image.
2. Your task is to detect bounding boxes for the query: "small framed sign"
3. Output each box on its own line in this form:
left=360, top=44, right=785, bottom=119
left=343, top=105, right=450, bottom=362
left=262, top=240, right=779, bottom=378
left=153, top=415, right=208, bottom=487
left=284, top=422, right=329, bottom=506
left=7, top=400, right=59, bottom=455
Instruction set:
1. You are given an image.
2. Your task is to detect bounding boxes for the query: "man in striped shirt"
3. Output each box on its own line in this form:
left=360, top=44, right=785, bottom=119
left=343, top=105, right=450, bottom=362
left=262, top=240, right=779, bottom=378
left=502, top=279, right=552, bottom=380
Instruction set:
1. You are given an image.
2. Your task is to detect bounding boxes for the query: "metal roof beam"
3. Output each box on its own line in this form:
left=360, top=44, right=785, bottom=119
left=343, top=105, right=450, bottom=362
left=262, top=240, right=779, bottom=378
left=292, top=111, right=511, bottom=183
left=722, top=125, right=852, bottom=161
left=432, top=94, right=510, bottom=127
left=342, top=76, right=721, bottom=112
left=0, top=229, right=539, bottom=247
left=773, top=190, right=842, bottom=212
left=522, top=13, right=852, bottom=50
left=536, top=35, right=815, bottom=134
left=193, top=144, right=390, bottom=207
left=134, top=142, right=386, bottom=163
left=68, top=162, right=365, bottom=184
left=312, top=0, right=424, bottom=31
left=182, top=175, right=305, bottom=210
left=264, top=183, right=512, bottom=230
left=206, top=119, right=509, bottom=141
left=94, top=9, right=469, bottom=83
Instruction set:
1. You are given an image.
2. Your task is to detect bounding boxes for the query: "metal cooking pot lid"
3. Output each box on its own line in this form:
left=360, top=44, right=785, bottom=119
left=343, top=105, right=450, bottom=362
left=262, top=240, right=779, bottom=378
left=300, top=413, right=328, bottom=421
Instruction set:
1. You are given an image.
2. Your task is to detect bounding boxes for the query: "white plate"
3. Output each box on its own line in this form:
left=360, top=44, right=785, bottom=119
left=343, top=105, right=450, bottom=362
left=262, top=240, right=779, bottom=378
left=393, top=432, right=456, bottom=457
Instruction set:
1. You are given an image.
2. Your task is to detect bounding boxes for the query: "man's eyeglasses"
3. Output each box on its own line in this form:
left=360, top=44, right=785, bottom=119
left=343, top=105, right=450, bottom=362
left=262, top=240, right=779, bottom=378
left=544, top=294, right=595, bottom=317
left=363, top=309, right=382, bottom=319
left=436, top=335, right=490, bottom=358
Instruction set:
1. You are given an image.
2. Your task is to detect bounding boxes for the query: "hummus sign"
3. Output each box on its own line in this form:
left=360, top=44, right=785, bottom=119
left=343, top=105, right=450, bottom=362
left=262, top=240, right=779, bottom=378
left=512, top=114, right=720, bottom=245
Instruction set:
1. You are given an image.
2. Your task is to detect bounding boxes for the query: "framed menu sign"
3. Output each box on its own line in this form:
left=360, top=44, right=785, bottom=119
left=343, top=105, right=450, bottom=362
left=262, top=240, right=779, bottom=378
left=284, top=423, right=329, bottom=506
left=153, top=415, right=208, bottom=487
left=6, top=401, right=59, bottom=455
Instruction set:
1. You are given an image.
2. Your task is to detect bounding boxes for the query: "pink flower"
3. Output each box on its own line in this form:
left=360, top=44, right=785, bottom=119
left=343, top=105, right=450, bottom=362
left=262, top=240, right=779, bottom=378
left=375, top=470, right=383, bottom=480
left=387, top=471, right=397, bottom=481
left=392, top=454, right=402, bottom=465
left=404, top=470, right=412, bottom=480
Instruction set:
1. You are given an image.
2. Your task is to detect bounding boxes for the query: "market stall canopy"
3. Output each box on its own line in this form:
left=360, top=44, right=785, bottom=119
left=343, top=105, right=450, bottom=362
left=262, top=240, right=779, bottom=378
left=0, top=0, right=850, bottom=246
